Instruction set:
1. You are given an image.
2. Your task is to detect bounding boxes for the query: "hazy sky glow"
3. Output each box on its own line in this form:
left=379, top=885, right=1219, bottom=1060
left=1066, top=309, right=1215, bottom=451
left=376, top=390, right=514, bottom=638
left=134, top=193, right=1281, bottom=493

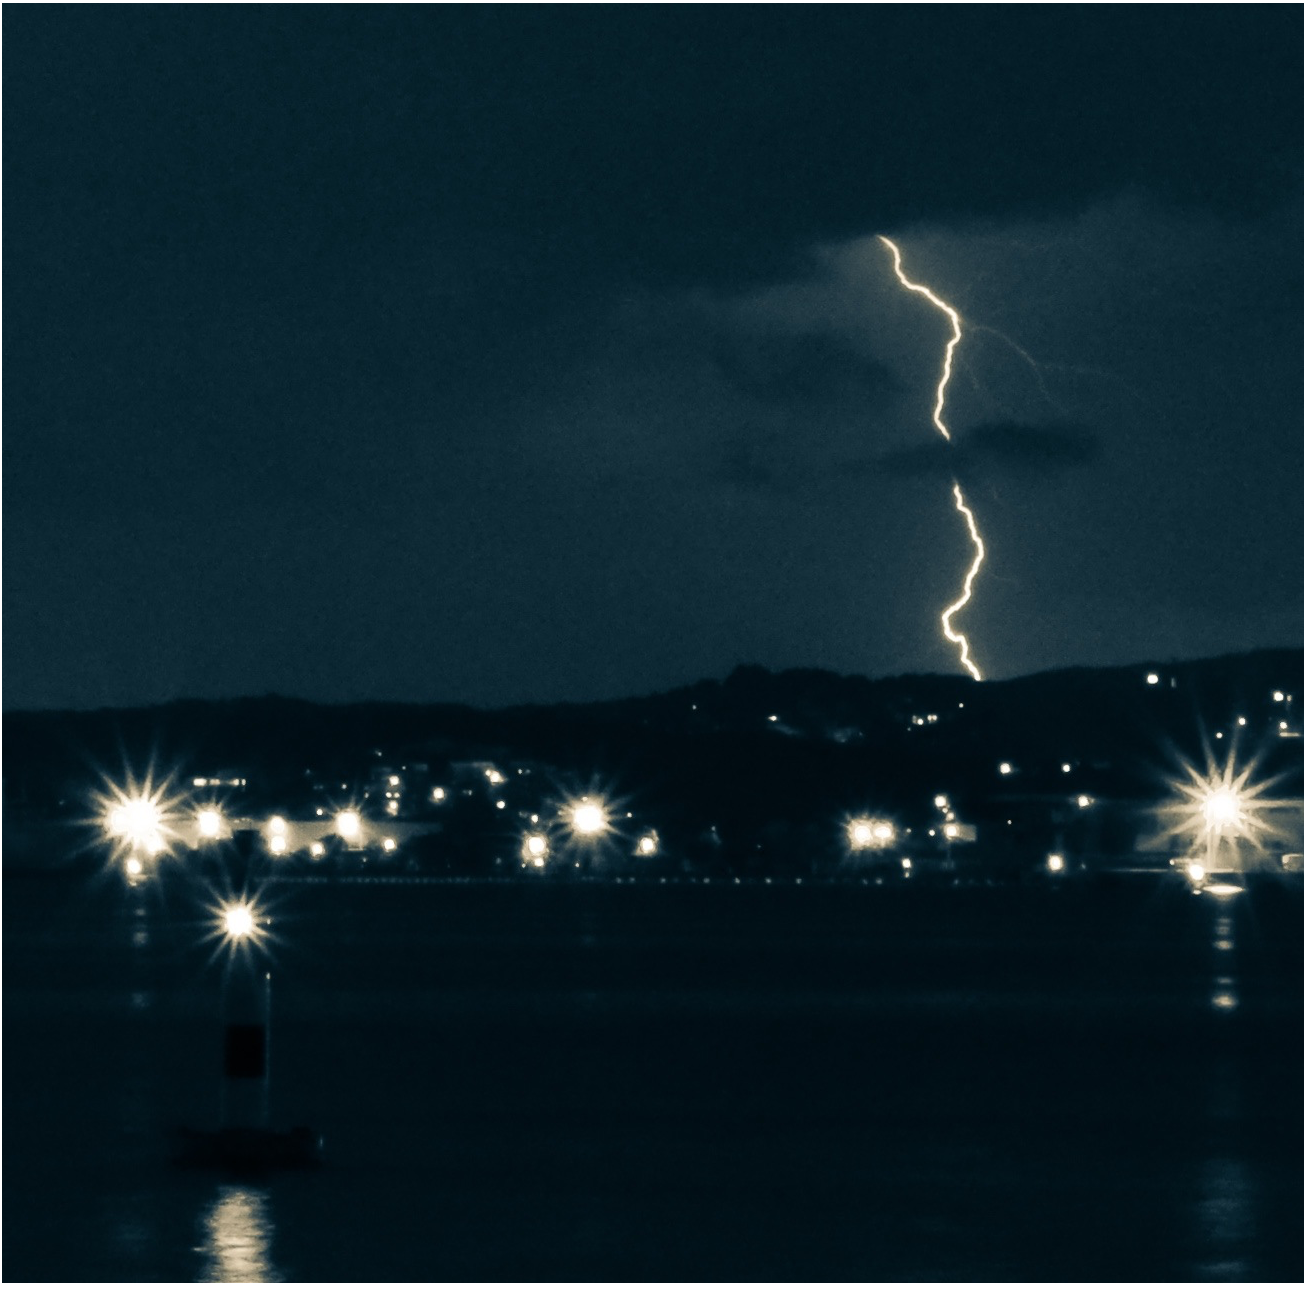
left=4, top=7, right=1301, bottom=710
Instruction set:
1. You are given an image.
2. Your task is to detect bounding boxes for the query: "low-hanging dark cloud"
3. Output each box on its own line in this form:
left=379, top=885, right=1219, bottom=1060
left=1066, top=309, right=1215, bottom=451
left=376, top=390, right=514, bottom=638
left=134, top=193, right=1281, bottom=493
left=712, top=331, right=902, bottom=408
left=867, top=421, right=1102, bottom=482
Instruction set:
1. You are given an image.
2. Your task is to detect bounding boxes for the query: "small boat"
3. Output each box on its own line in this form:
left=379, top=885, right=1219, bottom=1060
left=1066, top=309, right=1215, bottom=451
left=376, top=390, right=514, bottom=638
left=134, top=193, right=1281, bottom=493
left=170, top=1125, right=325, bottom=1172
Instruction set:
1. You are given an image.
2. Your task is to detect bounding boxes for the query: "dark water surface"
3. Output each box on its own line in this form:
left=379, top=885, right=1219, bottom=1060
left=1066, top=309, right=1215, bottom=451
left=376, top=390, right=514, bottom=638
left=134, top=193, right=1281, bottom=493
left=3, top=872, right=1302, bottom=1281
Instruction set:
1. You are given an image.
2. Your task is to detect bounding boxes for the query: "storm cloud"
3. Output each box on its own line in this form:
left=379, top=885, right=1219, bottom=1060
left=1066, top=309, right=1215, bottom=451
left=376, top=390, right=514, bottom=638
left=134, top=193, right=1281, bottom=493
left=871, top=421, right=1103, bottom=482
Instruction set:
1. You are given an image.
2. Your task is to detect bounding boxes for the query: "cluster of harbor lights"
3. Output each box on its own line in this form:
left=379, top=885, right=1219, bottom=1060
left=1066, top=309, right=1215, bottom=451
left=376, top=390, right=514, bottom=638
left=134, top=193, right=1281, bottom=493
left=95, top=738, right=1291, bottom=1186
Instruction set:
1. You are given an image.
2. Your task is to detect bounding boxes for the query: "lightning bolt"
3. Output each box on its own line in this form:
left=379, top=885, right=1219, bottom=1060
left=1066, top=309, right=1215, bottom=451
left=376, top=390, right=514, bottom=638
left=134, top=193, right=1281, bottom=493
left=879, top=235, right=985, bottom=682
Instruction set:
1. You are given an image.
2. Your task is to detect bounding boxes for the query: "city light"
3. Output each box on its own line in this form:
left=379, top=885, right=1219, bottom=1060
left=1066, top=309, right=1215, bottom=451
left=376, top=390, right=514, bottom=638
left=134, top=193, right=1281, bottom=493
left=1202, top=788, right=1240, bottom=832
left=1273, top=690, right=1284, bottom=702
left=268, top=816, right=287, bottom=835
left=636, top=834, right=659, bottom=856
left=197, top=808, right=223, bottom=839
left=382, top=837, right=396, bottom=852
left=900, top=857, right=913, bottom=871
left=310, top=842, right=325, bottom=858
left=335, top=810, right=361, bottom=841
left=126, top=856, right=143, bottom=877
left=95, top=771, right=183, bottom=861
left=432, top=787, right=446, bottom=802
left=934, top=795, right=949, bottom=810
left=1146, top=672, right=1159, bottom=685
left=569, top=799, right=607, bottom=836
left=1061, top=763, right=1072, bottom=773
left=269, top=834, right=287, bottom=855
left=1046, top=853, right=1065, bottom=873
left=1156, top=740, right=1287, bottom=869
left=223, top=903, right=256, bottom=940
left=998, top=762, right=1013, bottom=776
left=1187, top=862, right=1206, bottom=883
left=108, top=798, right=165, bottom=849
left=944, top=823, right=961, bottom=839
left=1076, top=795, right=1093, bottom=809
left=847, top=817, right=894, bottom=850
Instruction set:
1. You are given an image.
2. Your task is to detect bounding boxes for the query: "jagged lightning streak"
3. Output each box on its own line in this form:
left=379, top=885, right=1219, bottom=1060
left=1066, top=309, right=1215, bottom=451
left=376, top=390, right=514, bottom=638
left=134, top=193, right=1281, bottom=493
left=878, top=235, right=985, bottom=681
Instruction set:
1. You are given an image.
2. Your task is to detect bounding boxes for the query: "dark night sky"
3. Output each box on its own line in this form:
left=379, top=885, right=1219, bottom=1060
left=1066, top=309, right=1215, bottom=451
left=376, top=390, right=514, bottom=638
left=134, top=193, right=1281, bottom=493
left=4, top=6, right=1303, bottom=711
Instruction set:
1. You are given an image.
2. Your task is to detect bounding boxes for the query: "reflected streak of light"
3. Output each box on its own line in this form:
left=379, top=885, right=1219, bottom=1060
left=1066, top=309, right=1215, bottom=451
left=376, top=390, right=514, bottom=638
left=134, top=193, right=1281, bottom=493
left=196, top=1185, right=283, bottom=1283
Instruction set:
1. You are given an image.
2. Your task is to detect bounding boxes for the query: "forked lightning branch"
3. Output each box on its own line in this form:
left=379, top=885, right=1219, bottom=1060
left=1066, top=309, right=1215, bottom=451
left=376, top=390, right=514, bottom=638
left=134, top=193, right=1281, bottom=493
left=878, top=236, right=986, bottom=682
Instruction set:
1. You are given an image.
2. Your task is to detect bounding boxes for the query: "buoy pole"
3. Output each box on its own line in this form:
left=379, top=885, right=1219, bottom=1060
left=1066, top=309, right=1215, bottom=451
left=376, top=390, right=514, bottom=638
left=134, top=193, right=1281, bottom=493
left=220, top=959, right=272, bottom=1131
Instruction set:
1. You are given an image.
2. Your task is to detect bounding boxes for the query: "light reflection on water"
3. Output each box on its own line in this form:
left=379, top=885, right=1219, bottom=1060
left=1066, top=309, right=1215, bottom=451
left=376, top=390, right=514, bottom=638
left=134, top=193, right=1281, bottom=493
left=1192, top=1155, right=1254, bottom=1280
left=195, top=1185, right=283, bottom=1283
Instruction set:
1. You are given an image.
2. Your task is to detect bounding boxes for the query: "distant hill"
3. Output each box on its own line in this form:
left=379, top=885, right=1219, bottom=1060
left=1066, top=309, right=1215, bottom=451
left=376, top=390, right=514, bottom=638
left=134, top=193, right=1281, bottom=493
left=4, top=649, right=1302, bottom=823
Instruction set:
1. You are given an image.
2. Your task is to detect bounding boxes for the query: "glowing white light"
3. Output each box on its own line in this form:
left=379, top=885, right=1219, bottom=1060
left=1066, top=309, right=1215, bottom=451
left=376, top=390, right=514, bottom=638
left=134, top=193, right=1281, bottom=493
left=485, top=769, right=505, bottom=785
left=269, top=835, right=287, bottom=855
left=1187, top=862, right=1206, bottom=883
left=197, top=809, right=224, bottom=839
left=944, top=823, right=960, bottom=839
left=934, top=795, right=949, bottom=809
left=1077, top=795, right=1093, bottom=809
left=1202, top=788, right=1240, bottom=831
left=999, top=762, right=1013, bottom=776
left=1273, top=690, right=1284, bottom=702
left=1046, top=853, right=1065, bottom=873
left=101, top=786, right=173, bottom=856
left=335, top=810, right=361, bottom=841
left=495, top=800, right=506, bottom=810
left=900, top=857, right=913, bottom=871
left=432, top=787, right=446, bottom=801
left=388, top=775, right=400, bottom=787
left=525, top=833, right=547, bottom=857
left=637, top=835, right=658, bottom=856
left=268, top=816, right=287, bottom=835
left=879, top=236, right=985, bottom=682
left=126, top=856, right=143, bottom=877
left=224, top=904, right=256, bottom=939
left=767, top=714, right=778, bottom=722
left=310, top=842, right=325, bottom=858
left=848, top=818, right=894, bottom=850
left=1279, top=720, right=1288, bottom=731
left=382, top=837, right=396, bottom=852
left=1146, top=673, right=1159, bottom=685
left=1237, top=717, right=1246, bottom=726
left=570, top=801, right=606, bottom=835
left=193, top=777, right=208, bottom=788
left=1061, top=763, right=1072, bottom=773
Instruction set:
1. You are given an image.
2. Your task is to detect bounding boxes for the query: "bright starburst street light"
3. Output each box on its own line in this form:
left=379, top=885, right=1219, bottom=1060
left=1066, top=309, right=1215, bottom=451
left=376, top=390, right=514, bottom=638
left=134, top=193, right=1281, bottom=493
left=222, top=902, right=257, bottom=941
left=335, top=810, right=362, bottom=842
left=568, top=799, right=607, bottom=836
left=108, top=798, right=165, bottom=849
left=197, top=808, right=223, bottom=839
left=1202, top=788, right=1240, bottom=832
left=1154, top=739, right=1291, bottom=872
